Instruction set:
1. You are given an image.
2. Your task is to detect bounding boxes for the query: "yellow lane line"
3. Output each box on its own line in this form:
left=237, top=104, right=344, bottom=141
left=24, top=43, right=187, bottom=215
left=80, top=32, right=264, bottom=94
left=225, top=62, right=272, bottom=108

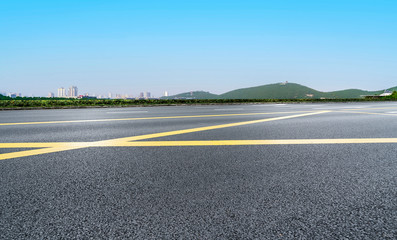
left=0, top=146, right=86, bottom=161
left=97, top=111, right=330, bottom=145
left=110, top=138, right=397, bottom=146
left=0, top=111, right=329, bottom=160
left=0, top=111, right=312, bottom=126
left=3, top=136, right=396, bottom=160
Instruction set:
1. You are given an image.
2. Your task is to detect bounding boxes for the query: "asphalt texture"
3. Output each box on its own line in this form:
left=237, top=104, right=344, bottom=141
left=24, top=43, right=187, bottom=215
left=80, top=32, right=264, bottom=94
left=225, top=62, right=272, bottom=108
left=1, top=102, right=397, bottom=239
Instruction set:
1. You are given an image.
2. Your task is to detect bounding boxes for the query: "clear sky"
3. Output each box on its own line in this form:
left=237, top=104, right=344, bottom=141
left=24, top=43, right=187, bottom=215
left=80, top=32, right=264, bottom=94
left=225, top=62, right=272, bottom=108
left=1, top=0, right=396, bottom=97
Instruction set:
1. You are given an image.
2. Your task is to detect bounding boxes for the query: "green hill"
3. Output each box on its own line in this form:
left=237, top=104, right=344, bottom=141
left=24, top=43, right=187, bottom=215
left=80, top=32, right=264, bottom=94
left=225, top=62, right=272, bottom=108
left=328, top=86, right=397, bottom=98
left=327, top=89, right=382, bottom=98
left=165, top=83, right=397, bottom=99
left=220, top=83, right=327, bottom=99
left=162, top=91, right=218, bottom=99
left=386, top=86, right=397, bottom=92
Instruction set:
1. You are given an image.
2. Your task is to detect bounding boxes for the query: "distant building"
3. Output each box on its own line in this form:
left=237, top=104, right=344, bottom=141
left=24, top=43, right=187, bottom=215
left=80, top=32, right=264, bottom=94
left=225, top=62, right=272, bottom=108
left=68, top=86, right=78, bottom=98
left=164, top=91, right=169, bottom=97
left=139, top=92, right=144, bottom=98
left=365, top=90, right=393, bottom=99
left=78, top=95, right=97, bottom=99
left=8, top=93, right=17, bottom=98
left=380, top=90, right=392, bottom=97
left=48, top=92, right=55, bottom=98
left=379, top=93, right=392, bottom=96
left=280, top=81, right=289, bottom=85
left=144, top=92, right=151, bottom=99
left=57, top=87, right=66, bottom=97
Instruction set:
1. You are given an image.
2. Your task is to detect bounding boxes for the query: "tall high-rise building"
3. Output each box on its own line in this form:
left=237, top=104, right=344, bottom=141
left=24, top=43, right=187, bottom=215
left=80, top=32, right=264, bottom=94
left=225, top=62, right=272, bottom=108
left=68, top=86, right=78, bottom=97
left=164, top=91, right=169, bottom=97
left=57, top=87, right=66, bottom=97
left=139, top=92, right=144, bottom=98
left=48, top=92, right=55, bottom=98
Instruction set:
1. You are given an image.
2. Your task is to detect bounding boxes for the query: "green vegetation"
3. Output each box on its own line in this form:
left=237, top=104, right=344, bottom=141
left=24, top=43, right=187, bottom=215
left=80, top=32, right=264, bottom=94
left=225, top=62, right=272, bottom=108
left=0, top=96, right=396, bottom=110
left=384, top=91, right=397, bottom=99
left=0, top=94, right=11, bottom=100
left=327, top=89, right=382, bottom=98
left=163, top=91, right=218, bottom=99
left=220, top=83, right=325, bottom=99
left=0, top=94, right=70, bottom=101
left=163, top=83, right=397, bottom=99
left=0, top=98, right=168, bottom=108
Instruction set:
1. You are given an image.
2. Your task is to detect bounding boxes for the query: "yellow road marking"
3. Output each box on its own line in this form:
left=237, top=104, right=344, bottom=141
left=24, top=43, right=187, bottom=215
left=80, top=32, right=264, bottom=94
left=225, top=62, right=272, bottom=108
left=2, top=107, right=397, bottom=161
left=0, top=111, right=325, bottom=149
left=0, top=111, right=311, bottom=126
left=2, top=137, right=397, bottom=160
left=0, top=146, right=86, bottom=161
left=0, top=111, right=328, bottom=160
left=96, top=111, right=330, bottom=145
left=8, top=110, right=388, bottom=161
left=112, top=138, right=397, bottom=146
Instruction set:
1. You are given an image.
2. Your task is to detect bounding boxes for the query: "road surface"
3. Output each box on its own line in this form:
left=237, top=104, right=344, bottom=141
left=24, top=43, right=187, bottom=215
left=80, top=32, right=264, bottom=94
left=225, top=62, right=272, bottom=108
left=1, top=102, right=396, bottom=239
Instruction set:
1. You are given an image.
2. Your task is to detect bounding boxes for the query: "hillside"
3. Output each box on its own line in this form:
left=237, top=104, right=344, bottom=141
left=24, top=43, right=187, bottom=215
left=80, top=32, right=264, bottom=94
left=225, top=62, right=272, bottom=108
left=327, top=89, right=382, bottom=98
left=386, top=86, right=397, bottom=92
left=329, top=86, right=397, bottom=98
left=220, top=83, right=327, bottom=99
left=162, top=91, right=218, bottom=99
left=165, top=83, right=397, bottom=99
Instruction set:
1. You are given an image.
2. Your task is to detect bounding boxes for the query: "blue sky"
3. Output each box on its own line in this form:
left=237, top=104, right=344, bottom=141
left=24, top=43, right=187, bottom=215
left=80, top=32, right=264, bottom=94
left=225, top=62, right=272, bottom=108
left=1, top=0, right=396, bottom=97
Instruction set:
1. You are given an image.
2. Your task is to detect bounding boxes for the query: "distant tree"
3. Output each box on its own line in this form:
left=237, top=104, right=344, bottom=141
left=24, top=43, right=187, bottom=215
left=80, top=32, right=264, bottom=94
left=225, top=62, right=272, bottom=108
left=0, top=94, right=11, bottom=100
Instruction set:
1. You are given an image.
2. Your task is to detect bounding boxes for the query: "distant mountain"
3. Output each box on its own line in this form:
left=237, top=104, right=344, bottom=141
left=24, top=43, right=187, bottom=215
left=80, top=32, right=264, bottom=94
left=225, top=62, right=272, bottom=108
left=162, top=91, right=218, bottom=99
left=163, top=83, right=397, bottom=99
left=317, top=86, right=397, bottom=98
left=220, top=83, right=326, bottom=99
left=327, top=89, right=382, bottom=99
left=386, top=86, right=397, bottom=92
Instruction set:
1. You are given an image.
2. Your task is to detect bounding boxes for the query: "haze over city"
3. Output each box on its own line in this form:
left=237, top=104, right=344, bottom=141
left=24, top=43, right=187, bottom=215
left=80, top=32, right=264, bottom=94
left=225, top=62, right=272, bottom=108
left=1, top=0, right=396, bottom=97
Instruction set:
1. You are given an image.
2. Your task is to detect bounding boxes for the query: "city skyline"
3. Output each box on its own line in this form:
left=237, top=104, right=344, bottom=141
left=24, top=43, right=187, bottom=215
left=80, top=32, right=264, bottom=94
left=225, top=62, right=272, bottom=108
left=1, top=85, right=166, bottom=99
left=3, top=80, right=397, bottom=99
left=53, top=86, right=160, bottom=99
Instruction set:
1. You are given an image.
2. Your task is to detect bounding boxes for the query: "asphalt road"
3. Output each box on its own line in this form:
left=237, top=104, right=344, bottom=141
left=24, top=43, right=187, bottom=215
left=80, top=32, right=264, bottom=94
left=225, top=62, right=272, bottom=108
left=1, top=102, right=397, bottom=239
